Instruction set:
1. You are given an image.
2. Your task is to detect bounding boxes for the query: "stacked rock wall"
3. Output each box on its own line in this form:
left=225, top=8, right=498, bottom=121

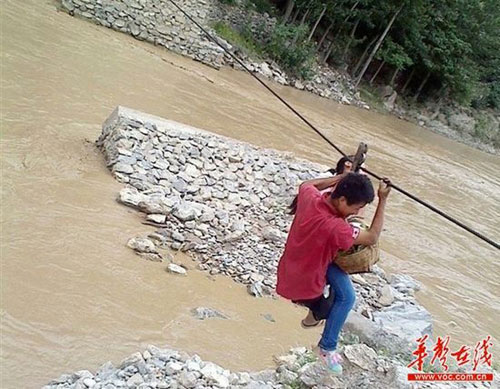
left=60, top=0, right=276, bottom=69
left=43, top=106, right=498, bottom=389
left=98, top=106, right=432, bottom=344
left=59, top=0, right=364, bottom=104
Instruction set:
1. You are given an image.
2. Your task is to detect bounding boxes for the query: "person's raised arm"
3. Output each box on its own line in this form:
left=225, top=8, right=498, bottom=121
left=354, top=178, right=391, bottom=246
left=300, top=174, right=346, bottom=191
left=300, top=161, right=353, bottom=191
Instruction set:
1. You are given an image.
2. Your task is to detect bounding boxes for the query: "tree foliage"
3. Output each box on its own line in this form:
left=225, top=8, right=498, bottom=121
left=276, top=0, right=500, bottom=108
left=266, top=23, right=316, bottom=79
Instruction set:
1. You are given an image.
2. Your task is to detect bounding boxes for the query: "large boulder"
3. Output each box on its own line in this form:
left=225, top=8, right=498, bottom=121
left=298, top=362, right=344, bottom=387
left=372, top=302, right=433, bottom=344
left=343, top=344, right=378, bottom=370
left=378, top=85, right=395, bottom=99
left=127, top=237, right=157, bottom=253
left=447, top=111, right=476, bottom=135
left=343, top=311, right=413, bottom=358
left=383, top=90, right=398, bottom=111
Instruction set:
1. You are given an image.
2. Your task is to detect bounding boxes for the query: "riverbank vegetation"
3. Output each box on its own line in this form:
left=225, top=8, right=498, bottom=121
left=214, top=21, right=316, bottom=78
left=216, top=0, right=500, bottom=149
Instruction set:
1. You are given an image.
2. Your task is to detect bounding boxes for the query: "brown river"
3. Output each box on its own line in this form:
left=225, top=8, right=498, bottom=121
left=1, top=0, right=499, bottom=387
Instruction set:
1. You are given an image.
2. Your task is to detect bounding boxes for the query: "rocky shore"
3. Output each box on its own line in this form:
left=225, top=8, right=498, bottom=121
left=44, top=344, right=491, bottom=389
left=44, top=107, right=497, bottom=388
left=58, top=0, right=498, bottom=154
left=98, top=107, right=432, bottom=347
left=58, top=0, right=367, bottom=107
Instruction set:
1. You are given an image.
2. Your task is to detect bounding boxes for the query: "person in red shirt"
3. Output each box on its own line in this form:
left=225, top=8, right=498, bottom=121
left=276, top=172, right=391, bottom=374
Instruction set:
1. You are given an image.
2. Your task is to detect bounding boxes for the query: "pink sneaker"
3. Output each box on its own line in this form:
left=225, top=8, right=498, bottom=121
left=318, top=349, right=343, bottom=375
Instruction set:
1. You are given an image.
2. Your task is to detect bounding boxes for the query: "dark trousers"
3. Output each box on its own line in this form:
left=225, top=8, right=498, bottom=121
left=294, top=287, right=335, bottom=321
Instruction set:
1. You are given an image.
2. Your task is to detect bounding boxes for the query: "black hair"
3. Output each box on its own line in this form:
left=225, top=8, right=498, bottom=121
left=326, top=155, right=352, bottom=175
left=288, top=195, right=299, bottom=215
left=331, top=173, right=374, bottom=205
left=288, top=155, right=362, bottom=215
left=327, top=154, right=366, bottom=175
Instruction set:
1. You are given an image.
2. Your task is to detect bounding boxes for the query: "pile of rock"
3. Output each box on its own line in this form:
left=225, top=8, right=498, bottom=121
left=58, top=0, right=499, bottom=152
left=59, top=0, right=366, bottom=107
left=99, top=107, right=432, bottom=348
left=59, top=0, right=279, bottom=72
left=44, top=343, right=495, bottom=388
left=392, top=100, right=500, bottom=154
left=44, top=107, right=497, bottom=388
left=61, top=0, right=229, bottom=69
left=98, top=107, right=317, bottom=295
left=290, top=66, right=368, bottom=109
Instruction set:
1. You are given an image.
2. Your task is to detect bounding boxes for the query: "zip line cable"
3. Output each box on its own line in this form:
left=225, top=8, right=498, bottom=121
left=360, top=166, right=499, bottom=249
left=167, top=0, right=500, bottom=251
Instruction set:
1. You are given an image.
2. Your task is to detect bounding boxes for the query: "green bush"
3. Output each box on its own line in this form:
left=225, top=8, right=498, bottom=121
left=486, top=82, right=500, bottom=109
left=266, top=23, right=316, bottom=79
left=212, top=22, right=264, bottom=58
left=244, top=0, right=275, bottom=15
left=471, top=80, right=500, bottom=110
left=217, top=0, right=236, bottom=5
left=213, top=21, right=316, bottom=80
left=471, top=113, right=500, bottom=149
left=472, top=113, right=500, bottom=148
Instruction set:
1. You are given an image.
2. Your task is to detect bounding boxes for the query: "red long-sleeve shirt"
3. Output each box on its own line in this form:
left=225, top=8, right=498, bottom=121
left=276, top=184, right=357, bottom=300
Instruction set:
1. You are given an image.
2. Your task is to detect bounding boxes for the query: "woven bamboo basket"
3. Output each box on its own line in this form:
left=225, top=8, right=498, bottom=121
left=335, top=217, right=380, bottom=274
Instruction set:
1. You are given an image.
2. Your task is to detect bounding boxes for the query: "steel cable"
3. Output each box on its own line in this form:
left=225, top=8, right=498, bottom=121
left=167, top=0, right=499, bottom=251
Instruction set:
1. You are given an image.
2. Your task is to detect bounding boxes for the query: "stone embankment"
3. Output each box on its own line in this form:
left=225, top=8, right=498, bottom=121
left=99, top=107, right=431, bottom=348
left=59, top=0, right=366, bottom=107
left=44, top=107, right=497, bottom=388
left=59, top=0, right=499, bottom=153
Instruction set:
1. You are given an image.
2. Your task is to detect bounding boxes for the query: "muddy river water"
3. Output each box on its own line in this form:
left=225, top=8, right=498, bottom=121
left=1, top=0, right=499, bottom=387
